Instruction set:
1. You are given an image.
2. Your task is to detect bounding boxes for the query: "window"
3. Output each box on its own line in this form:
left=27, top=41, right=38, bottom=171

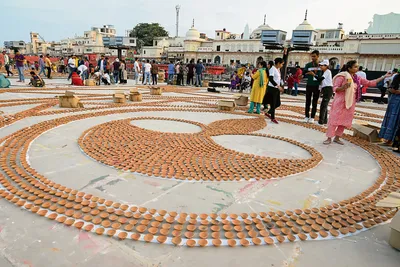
left=144, top=50, right=146, bottom=54
left=155, top=41, right=158, bottom=46
left=216, top=45, right=221, bottom=51
left=208, top=59, right=211, bottom=63
left=202, top=59, right=206, bottom=63
left=321, top=33, right=325, bottom=38
left=130, top=39, right=135, bottom=44
left=217, top=33, right=220, bottom=36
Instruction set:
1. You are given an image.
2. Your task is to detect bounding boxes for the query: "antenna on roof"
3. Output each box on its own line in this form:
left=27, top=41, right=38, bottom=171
left=264, top=14, right=266, bottom=25
left=305, top=9, right=308, bottom=20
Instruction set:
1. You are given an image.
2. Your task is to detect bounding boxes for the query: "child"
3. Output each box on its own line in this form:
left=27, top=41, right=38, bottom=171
left=29, top=71, right=45, bottom=87
left=315, top=59, right=333, bottom=125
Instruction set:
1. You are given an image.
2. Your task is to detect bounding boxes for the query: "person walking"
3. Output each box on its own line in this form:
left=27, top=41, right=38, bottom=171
left=143, top=60, right=152, bottom=85
left=44, top=54, right=52, bottom=79
left=247, top=61, right=268, bottom=114
left=195, top=60, right=205, bottom=87
left=293, top=65, right=302, bottom=96
left=186, top=59, right=195, bottom=86
left=2, top=51, right=13, bottom=77
left=314, top=59, right=333, bottom=125
left=323, top=60, right=389, bottom=145
left=151, top=60, right=159, bottom=85
left=14, top=50, right=25, bottom=82
left=38, top=55, right=45, bottom=76
left=265, top=58, right=285, bottom=124
left=112, top=58, right=121, bottom=84
left=167, top=61, right=175, bottom=84
left=303, top=50, right=322, bottom=123
left=67, top=55, right=77, bottom=80
left=134, top=58, right=140, bottom=84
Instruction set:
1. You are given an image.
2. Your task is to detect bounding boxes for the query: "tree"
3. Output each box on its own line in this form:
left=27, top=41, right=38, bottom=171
left=129, top=23, right=169, bottom=51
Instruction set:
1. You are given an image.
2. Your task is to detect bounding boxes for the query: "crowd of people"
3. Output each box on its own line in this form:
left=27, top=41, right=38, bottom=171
left=246, top=50, right=393, bottom=147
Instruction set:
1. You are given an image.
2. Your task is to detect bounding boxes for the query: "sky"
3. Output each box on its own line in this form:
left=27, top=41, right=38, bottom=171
left=1, top=0, right=399, bottom=46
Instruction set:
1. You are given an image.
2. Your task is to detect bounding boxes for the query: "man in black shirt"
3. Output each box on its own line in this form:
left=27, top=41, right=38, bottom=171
left=303, top=50, right=322, bottom=123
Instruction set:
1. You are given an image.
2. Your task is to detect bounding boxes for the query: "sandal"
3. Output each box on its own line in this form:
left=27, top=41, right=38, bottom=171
left=323, top=139, right=332, bottom=145
left=333, top=139, right=344, bottom=145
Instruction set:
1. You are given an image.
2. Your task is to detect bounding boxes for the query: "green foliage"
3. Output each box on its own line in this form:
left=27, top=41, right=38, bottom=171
left=130, top=23, right=169, bottom=50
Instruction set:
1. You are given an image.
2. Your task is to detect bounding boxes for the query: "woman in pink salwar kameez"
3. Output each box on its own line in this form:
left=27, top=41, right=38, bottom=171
left=324, top=60, right=389, bottom=145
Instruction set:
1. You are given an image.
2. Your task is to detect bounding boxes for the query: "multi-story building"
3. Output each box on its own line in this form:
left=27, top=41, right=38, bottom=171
left=367, top=12, right=400, bottom=34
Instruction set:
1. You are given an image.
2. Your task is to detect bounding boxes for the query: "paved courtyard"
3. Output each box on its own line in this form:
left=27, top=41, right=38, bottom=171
left=0, top=78, right=399, bottom=267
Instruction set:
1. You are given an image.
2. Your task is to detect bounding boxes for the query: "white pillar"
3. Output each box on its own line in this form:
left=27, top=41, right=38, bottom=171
left=372, top=58, right=377, bottom=71
left=382, top=58, right=387, bottom=71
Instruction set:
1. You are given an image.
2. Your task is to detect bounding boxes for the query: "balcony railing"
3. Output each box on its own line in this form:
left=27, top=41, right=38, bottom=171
left=312, top=46, right=344, bottom=52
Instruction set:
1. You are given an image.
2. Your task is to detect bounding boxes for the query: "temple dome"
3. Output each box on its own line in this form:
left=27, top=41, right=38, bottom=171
left=295, top=19, right=314, bottom=31
left=185, top=26, right=200, bottom=40
left=250, top=24, right=274, bottom=39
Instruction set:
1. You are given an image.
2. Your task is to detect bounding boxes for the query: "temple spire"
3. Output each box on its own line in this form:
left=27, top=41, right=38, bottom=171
left=192, top=19, right=195, bottom=28
left=305, top=10, right=308, bottom=20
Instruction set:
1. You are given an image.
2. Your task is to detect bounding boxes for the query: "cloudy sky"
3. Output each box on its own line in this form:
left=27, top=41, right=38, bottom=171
left=1, top=0, right=399, bottom=46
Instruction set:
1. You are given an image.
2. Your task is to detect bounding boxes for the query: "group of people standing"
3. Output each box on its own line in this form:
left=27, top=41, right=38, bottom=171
left=247, top=58, right=284, bottom=124
left=247, top=50, right=392, bottom=146
left=167, top=60, right=205, bottom=87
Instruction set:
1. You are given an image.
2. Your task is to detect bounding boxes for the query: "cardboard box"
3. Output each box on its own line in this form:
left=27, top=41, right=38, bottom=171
left=376, top=192, right=400, bottom=250
left=352, top=123, right=379, bottom=142
left=84, top=79, right=97, bottom=86
left=218, top=99, right=236, bottom=111
left=202, top=80, right=209, bottom=87
left=130, top=88, right=138, bottom=93
left=65, top=90, right=75, bottom=96
left=150, top=87, right=162, bottom=95
left=129, top=92, right=142, bottom=102
left=113, top=93, right=126, bottom=104
left=390, top=212, right=400, bottom=250
left=59, top=95, right=82, bottom=108
left=234, top=94, right=249, bottom=106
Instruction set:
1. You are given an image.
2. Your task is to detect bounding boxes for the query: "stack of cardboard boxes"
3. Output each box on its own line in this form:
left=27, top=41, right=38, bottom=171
left=218, top=99, right=236, bottom=111
left=113, top=90, right=127, bottom=104
left=59, top=91, right=84, bottom=108
left=129, top=88, right=142, bottom=102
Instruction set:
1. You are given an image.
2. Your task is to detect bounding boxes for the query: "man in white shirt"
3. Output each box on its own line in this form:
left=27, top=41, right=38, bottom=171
left=143, top=59, right=152, bottom=85
left=2, top=51, right=13, bottom=77
left=355, top=66, right=367, bottom=80
left=67, top=55, right=77, bottom=80
left=77, top=64, right=88, bottom=81
left=315, top=59, right=333, bottom=125
left=265, top=58, right=284, bottom=124
left=134, top=58, right=140, bottom=84
left=356, top=66, right=367, bottom=101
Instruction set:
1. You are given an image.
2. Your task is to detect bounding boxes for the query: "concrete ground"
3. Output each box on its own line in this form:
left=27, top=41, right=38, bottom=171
left=0, top=78, right=399, bottom=267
